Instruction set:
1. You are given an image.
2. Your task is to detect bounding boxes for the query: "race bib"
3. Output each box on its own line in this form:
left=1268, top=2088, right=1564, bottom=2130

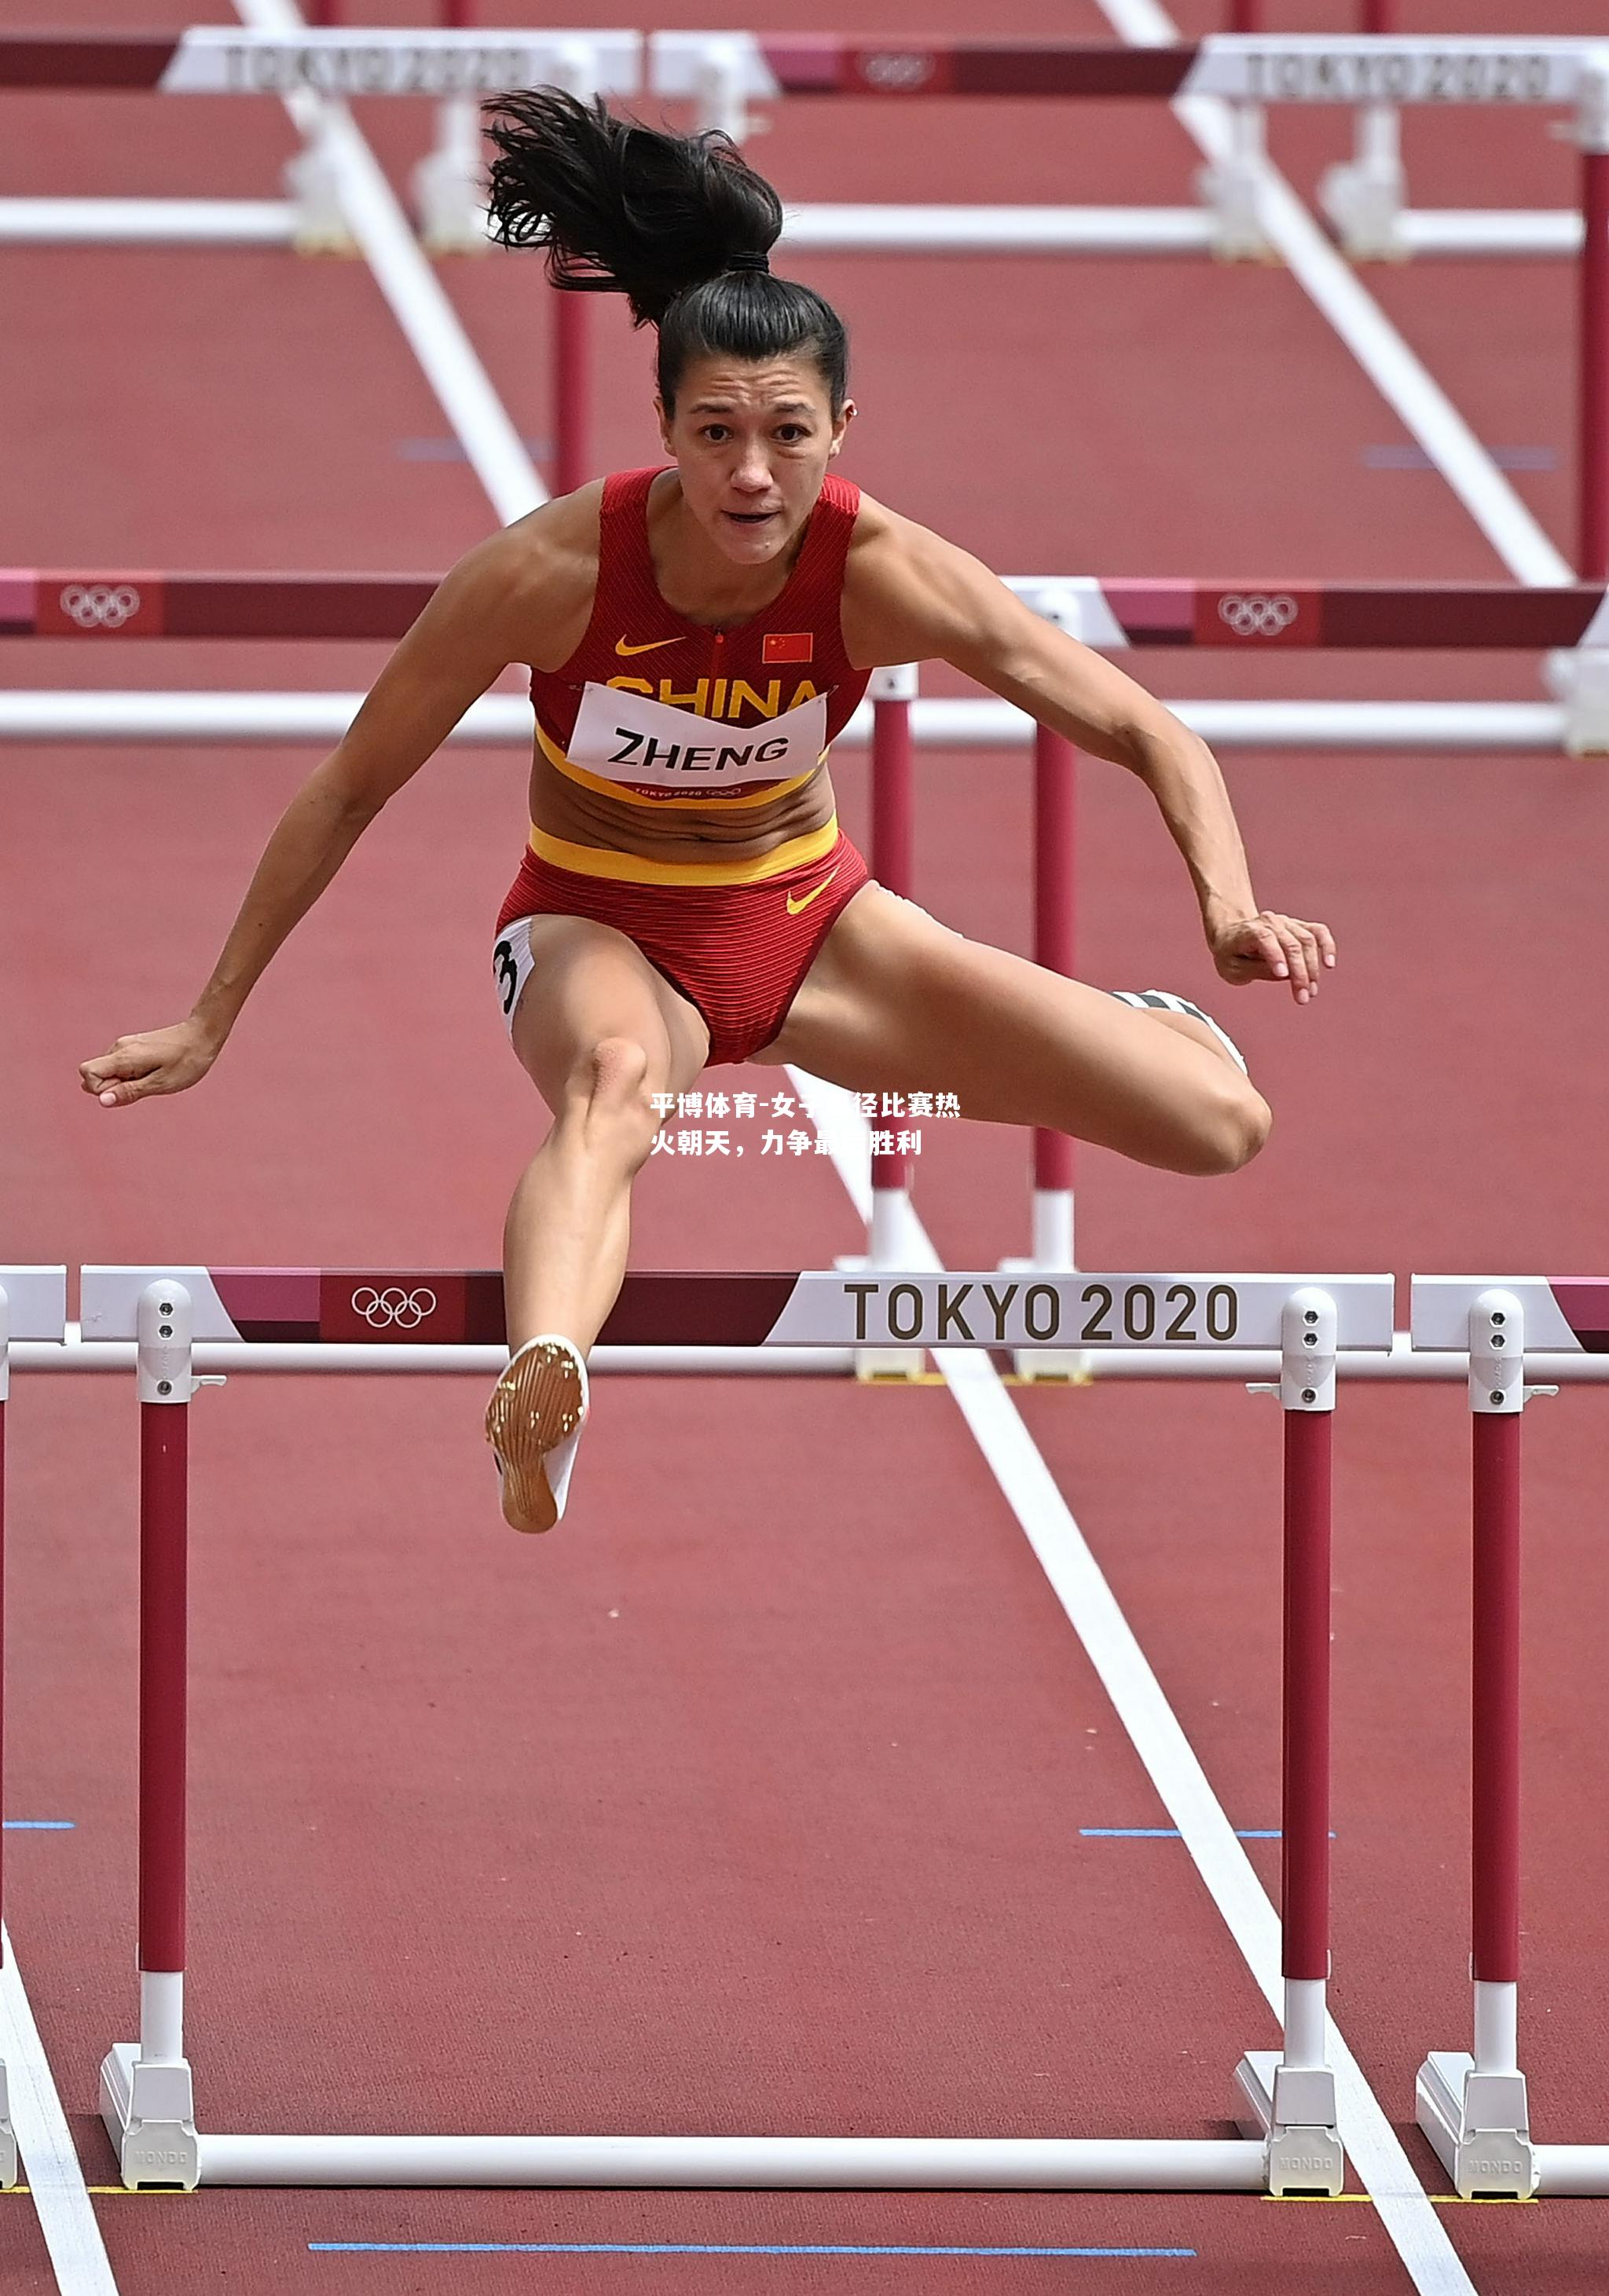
left=567, top=680, right=828, bottom=789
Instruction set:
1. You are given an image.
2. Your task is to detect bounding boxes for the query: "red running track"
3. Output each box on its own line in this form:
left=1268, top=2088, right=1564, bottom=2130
left=6, top=2, right=1609, bottom=2291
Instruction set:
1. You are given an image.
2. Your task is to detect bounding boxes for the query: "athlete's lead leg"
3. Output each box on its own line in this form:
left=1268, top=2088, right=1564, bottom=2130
left=489, top=915, right=708, bottom=1532
left=761, top=885, right=1272, bottom=1174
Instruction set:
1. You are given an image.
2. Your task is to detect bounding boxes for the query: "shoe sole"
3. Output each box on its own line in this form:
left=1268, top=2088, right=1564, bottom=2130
left=484, top=1340, right=585, bottom=1535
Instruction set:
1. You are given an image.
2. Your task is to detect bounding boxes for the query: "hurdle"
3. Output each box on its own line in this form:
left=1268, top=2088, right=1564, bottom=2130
left=1409, top=1276, right=1609, bottom=2200
left=7, top=31, right=1609, bottom=567
left=0, top=1269, right=71, bottom=2194
left=80, top=1262, right=1392, bottom=2192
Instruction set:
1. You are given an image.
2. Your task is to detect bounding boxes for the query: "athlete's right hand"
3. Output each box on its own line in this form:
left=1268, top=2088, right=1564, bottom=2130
left=80, top=1019, right=221, bottom=1109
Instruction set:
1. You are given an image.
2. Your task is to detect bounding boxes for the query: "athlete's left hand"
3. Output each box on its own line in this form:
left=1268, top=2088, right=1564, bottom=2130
left=1208, top=910, right=1335, bottom=1004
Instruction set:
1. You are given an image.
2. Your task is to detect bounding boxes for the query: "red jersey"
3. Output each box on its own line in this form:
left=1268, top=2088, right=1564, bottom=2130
left=528, top=466, right=869, bottom=815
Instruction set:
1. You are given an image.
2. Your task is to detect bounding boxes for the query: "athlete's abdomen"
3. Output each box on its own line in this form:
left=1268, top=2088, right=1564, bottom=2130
left=527, top=742, right=837, bottom=865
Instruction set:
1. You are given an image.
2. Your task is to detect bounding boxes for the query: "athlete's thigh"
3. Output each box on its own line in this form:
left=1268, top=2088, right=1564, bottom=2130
left=508, top=914, right=709, bottom=1114
left=764, top=884, right=1244, bottom=1155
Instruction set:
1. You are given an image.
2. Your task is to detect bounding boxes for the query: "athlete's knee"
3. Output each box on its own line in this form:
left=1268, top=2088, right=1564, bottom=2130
left=1182, top=1075, right=1272, bottom=1177
left=565, top=1035, right=664, bottom=1161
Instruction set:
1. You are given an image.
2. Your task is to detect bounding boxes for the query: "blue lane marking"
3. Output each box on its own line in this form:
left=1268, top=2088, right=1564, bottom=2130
left=2, top=1822, right=73, bottom=1832
left=1079, top=1829, right=1334, bottom=1840
left=310, top=2243, right=1196, bottom=2259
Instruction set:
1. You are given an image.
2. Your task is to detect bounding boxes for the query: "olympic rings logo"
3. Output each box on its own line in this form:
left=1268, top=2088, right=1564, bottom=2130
left=350, top=1286, right=438, bottom=1330
left=59, top=583, right=142, bottom=630
left=1218, top=593, right=1299, bottom=639
left=858, top=49, right=936, bottom=90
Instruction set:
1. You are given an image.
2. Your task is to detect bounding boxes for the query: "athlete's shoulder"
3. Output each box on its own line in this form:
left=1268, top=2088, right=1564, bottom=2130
left=841, top=495, right=1013, bottom=665
left=427, top=483, right=604, bottom=668
left=493, top=482, right=604, bottom=606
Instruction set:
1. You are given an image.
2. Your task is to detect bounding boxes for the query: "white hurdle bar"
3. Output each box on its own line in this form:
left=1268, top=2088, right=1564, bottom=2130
left=0, top=693, right=1569, bottom=754
left=0, top=194, right=1585, bottom=261
left=82, top=1265, right=1394, bottom=2192
left=14, top=1330, right=1609, bottom=1382
left=0, top=1268, right=70, bottom=2194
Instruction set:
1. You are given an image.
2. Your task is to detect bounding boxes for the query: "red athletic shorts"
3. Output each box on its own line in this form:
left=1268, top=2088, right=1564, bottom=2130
left=493, top=827, right=870, bottom=1067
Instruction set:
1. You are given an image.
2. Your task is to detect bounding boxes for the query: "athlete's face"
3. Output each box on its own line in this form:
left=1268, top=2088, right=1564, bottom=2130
left=657, top=355, right=854, bottom=567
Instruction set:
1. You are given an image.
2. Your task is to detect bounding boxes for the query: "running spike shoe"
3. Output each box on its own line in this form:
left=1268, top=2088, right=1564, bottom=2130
left=484, top=1334, right=588, bottom=1535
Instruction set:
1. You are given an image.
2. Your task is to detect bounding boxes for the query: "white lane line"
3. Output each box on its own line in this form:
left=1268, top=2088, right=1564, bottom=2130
left=0, top=1925, right=120, bottom=2294
left=1094, top=0, right=1572, bottom=586
left=232, top=0, right=545, bottom=525
left=792, top=1069, right=1475, bottom=2294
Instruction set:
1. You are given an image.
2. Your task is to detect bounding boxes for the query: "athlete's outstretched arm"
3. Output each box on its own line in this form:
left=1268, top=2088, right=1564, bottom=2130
left=79, top=525, right=552, bottom=1107
left=841, top=509, right=1336, bottom=1004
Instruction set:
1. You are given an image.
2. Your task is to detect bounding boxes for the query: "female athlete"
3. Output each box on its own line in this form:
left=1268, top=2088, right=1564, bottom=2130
left=81, top=92, right=1335, bottom=1538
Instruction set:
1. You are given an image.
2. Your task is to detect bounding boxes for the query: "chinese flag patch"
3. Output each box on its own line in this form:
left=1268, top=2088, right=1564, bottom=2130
left=762, top=631, right=814, bottom=665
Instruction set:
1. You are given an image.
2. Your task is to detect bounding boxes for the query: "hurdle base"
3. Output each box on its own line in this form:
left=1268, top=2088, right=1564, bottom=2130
left=834, top=1253, right=929, bottom=1382
left=100, top=2042, right=200, bottom=2191
left=0, top=2064, right=15, bottom=2189
left=189, top=2130, right=1271, bottom=2191
left=1415, top=2051, right=1538, bottom=2199
left=1232, top=2052, right=1344, bottom=2196
left=997, top=1257, right=1091, bottom=1383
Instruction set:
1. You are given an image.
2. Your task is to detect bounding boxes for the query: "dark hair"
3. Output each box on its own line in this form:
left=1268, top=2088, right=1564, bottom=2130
left=482, top=87, right=848, bottom=416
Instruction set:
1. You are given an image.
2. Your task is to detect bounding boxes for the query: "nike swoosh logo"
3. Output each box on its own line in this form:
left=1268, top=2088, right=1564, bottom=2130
left=615, top=635, right=684, bottom=657
left=786, top=867, right=839, bottom=916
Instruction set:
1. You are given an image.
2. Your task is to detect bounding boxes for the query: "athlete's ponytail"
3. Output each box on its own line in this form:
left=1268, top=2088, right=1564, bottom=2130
left=482, top=88, right=848, bottom=414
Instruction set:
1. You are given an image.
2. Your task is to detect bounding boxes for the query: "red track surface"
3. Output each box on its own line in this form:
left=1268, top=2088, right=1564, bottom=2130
left=5, top=4, right=1609, bottom=2293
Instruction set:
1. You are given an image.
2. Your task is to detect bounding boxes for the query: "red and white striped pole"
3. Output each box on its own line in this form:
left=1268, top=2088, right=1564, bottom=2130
left=1280, top=1301, right=1334, bottom=2070
left=1468, top=1293, right=1526, bottom=2082
left=869, top=664, right=917, bottom=1264
left=1032, top=726, right=1077, bottom=1271
left=548, top=42, right=603, bottom=500
left=553, top=295, right=592, bottom=500
left=0, top=1287, right=7, bottom=1963
left=0, top=1287, right=10, bottom=2188
left=1578, top=58, right=1609, bottom=581
left=137, top=1282, right=192, bottom=2070
left=1234, top=1289, right=1343, bottom=2192
left=1411, top=1288, right=1541, bottom=2199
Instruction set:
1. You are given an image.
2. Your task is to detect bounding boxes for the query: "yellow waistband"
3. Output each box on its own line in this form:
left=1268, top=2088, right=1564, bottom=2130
left=535, top=719, right=817, bottom=811
left=527, top=816, right=840, bottom=888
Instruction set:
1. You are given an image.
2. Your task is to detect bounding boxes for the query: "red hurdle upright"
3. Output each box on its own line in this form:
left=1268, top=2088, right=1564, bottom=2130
left=860, top=668, right=922, bottom=1375
left=0, top=1282, right=9, bottom=2192
left=1581, top=59, right=1609, bottom=579
left=1031, top=727, right=1078, bottom=1271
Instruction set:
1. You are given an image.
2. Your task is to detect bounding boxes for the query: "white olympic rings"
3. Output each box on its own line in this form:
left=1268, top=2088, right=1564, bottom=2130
left=350, top=1285, right=438, bottom=1330
left=1218, top=592, right=1299, bottom=639
left=58, top=583, right=143, bottom=631
left=859, top=49, right=936, bottom=90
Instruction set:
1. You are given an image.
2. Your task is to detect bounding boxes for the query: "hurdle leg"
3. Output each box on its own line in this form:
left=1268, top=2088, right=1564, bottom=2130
left=1578, top=60, right=1609, bottom=583
left=101, top=1283, right=206, bottom=2190
left=0, top=1290, right=16, bottom=2186
left=1415, top=1291, right=1541, bottom=2199
left=1004, top=728, right=1088, bottom=1381
left=1233, top=1290, right=1345, bottom=2196
left=845, top=667, right=925, bottom=1379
